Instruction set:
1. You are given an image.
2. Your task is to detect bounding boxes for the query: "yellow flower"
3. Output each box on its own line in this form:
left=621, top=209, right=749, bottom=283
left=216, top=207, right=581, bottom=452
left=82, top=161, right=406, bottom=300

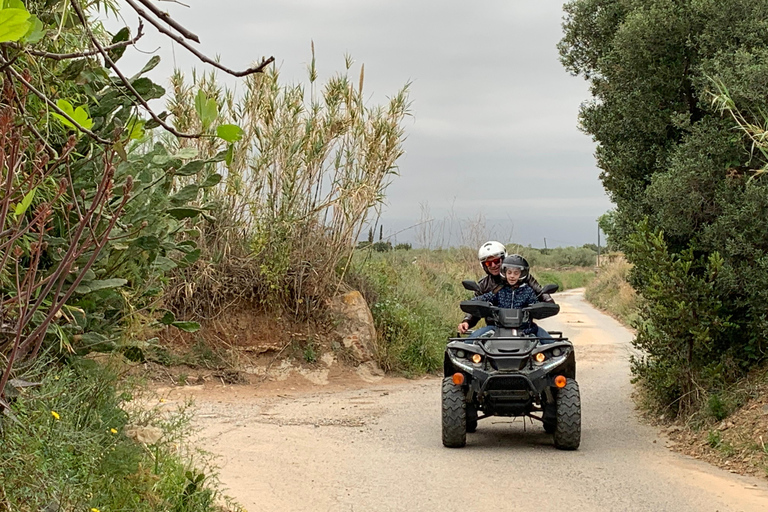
left=91, top=508, right=101, bottom=512
left=110, top=428, right=117, bottom=434
left=51, top=411, right=60, bottom=420
left=159, top=398, right=166, bottom=403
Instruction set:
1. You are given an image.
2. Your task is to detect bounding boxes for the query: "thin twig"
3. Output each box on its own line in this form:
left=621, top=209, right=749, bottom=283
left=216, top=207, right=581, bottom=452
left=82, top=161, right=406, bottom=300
left=124, top=0, right=274, bottom=77
left=0, top=59, right=112, bottom=144
left=5, top=21, right=144, bottom=61
left=134, top=0, right=199, bottom=43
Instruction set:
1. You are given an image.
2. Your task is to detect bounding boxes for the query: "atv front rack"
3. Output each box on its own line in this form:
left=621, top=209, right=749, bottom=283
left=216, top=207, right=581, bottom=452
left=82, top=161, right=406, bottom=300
left=447, top=331, right=569, bottom=344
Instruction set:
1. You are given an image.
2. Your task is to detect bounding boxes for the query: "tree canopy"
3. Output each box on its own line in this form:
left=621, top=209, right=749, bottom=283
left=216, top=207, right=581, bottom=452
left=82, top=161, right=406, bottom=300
left=560, top=0, right=768, bottom=413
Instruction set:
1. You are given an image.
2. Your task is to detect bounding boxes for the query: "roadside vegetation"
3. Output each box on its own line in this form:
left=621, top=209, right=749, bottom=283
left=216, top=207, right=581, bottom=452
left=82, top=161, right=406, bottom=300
left=561, top=0, right=768, bottom=476
left=0, top=0, right=409, bottom=507
left=349, top=245, right=596, bottom=374
left=561, top=0, right=768, bottom=415
left=584, top=255, right=639, bottom=327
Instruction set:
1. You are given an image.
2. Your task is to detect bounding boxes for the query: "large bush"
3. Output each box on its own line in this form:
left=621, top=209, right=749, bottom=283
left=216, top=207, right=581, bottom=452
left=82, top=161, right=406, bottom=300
left=560, top=0, right=768, bottom=414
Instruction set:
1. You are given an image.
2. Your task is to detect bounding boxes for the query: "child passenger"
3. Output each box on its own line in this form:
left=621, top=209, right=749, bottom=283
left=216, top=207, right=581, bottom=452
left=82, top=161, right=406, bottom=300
left=470, top=255, right=541, bottom=337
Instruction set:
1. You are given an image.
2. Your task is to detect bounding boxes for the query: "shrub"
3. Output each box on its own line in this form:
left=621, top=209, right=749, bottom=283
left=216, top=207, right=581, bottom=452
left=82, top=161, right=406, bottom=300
left=0, top=357, right=229, bottom=511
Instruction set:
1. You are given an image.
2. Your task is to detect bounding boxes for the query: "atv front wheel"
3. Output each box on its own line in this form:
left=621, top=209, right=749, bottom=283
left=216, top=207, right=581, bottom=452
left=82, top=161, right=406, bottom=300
left=553, top=379, right=581, bottom=450
left=442, top=377, right=467, bottom=447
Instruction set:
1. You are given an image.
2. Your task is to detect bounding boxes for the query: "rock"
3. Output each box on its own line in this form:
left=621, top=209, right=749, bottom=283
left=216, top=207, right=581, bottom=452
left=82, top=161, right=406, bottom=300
left=124, top=425, right=163, bottom=444
left=329, top=290, right=377, bottom=364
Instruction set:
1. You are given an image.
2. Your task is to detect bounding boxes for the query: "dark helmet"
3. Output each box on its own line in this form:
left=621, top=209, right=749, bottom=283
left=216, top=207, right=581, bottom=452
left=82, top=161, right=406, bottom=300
left=501, top=254, right=530, bottom=282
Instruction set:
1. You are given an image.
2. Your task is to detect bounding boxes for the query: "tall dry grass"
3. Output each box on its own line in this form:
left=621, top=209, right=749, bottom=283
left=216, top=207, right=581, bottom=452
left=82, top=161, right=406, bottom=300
left=163, top=52, right=411, bottom=318
left=584, top=254, right=640, bottom=326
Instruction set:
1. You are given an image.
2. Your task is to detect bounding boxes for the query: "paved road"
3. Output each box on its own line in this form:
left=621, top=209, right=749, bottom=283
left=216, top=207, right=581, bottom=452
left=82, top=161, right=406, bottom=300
left=183, top=289, right=768, bottom=511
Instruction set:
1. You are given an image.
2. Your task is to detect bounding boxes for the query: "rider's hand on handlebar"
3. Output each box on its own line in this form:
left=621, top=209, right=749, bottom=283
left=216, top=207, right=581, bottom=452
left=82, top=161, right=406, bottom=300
left=457, top=321, right=470, bottom=334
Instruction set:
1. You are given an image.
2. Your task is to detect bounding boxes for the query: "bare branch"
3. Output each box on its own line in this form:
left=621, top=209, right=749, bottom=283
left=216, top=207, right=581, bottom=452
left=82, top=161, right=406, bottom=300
left=124, top=0, right=275, bottom=77
left=70, top=0, right=202, bottom=139
left=134, top=0, right=199, bottom=43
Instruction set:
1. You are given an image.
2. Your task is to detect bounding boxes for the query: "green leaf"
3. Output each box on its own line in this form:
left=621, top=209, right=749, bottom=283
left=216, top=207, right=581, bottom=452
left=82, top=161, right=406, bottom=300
left=152, top=256, right=177, bottom=272
left=216, top=124, right=244, bottom=143
left=200, top=173, right=222, bottom=188
left=174, top=147, right=199, bottom=160
left=52, top=99, right=93, bottom=131
left=167, top=207, right=203, bottom=219
left=170, top=184, right=200, bottom=205
left=179, top=248, right=201, bottom=266
left=172, top=321, right=200, bottom=333
left=194, top=90, right=218, bottom=129
left=13, top=186, right=35, bottom=217
left=131, top=77, right=165, bottom=101
left=125, top=119, right=145, bottom=140
left=144, top=111, right=168, bottom=130
left=75, top=278, right=128, bottom=295
left=0, top=7, right=30, bottom=43
left=139, top=55, right=161, bottom=75
left=160, top=311, right=176, bottom=325
left=108, top=27, right=130, bottom=62
left=73, top=106, right=93, bottom=130
left=175, top=159, right=206, bottom=176
left=133, top=235, right=160, bottom=250
left=21, top=14, right=43, bottom=43
left=208, top=149, right=229, bottom=163
left=225, top=144, right=234, bottom=166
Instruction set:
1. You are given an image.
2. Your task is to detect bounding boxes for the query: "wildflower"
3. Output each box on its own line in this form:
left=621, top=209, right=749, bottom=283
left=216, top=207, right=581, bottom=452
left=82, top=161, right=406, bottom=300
left=159, top=398, right=166, bottom=403
left=51, top=411, right=60, bottom=420
left=91, top=508, right=101, bottom=512
left=110, top=428, right=117, bottom=434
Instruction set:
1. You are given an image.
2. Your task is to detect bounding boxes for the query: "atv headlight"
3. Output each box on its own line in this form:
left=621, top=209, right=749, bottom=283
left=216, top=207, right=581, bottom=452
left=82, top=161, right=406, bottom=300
left=534, top=352, right=546, bottom=364
left=456, top=350, right=466, bottom=359
left=471, top=353, right=482, bottom=364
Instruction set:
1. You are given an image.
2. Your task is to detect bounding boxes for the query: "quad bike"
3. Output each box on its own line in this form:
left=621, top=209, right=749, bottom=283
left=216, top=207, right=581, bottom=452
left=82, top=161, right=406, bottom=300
left=441, top=281, right=581, bottom=450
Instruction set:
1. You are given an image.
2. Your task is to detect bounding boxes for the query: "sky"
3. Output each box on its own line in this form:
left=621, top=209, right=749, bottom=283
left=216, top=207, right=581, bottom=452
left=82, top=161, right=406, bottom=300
left=111, top=0, right=612, bottom=248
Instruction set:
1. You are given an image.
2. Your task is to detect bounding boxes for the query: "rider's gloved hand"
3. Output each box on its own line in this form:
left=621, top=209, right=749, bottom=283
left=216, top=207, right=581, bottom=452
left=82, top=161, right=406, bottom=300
left=457, top=321, right=470, bottom=334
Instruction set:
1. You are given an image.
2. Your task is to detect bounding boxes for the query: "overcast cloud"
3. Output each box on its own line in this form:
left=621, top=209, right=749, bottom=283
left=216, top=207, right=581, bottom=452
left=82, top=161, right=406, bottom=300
left=114, top=0, right=611, bottom=247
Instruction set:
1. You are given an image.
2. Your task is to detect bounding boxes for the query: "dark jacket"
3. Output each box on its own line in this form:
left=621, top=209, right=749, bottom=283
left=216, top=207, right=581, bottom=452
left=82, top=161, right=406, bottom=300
left=473, top=282, right=539, bottom=335
left=463, top=273, right=553, bottom=328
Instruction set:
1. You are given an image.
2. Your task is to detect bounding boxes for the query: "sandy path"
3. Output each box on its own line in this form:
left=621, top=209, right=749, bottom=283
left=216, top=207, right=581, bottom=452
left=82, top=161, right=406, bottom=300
left=162, top=289, right=768, bottom=511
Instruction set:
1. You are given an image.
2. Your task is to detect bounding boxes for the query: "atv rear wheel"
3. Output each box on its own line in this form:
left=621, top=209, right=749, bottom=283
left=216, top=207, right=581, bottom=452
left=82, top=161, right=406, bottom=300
left=553, top=379, right=581, bottom=450
left=442, top=377, right=467, bottom=447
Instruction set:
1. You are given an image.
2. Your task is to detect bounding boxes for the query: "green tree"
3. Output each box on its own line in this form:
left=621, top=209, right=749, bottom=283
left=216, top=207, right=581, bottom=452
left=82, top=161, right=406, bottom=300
left=560, top=0, right=768, bottom=414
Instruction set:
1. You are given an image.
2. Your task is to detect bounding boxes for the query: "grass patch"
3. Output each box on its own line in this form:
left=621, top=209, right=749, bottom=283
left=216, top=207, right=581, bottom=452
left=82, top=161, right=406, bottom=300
left=584, top=254, right=640, bottom=326
left=0, top=356, right=238, bottom=512
left=349, top=248, right=594, bottom=375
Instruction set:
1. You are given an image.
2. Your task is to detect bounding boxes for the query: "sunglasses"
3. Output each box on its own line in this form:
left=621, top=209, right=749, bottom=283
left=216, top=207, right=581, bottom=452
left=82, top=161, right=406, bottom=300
left=483, top=257, right=502, bottom=267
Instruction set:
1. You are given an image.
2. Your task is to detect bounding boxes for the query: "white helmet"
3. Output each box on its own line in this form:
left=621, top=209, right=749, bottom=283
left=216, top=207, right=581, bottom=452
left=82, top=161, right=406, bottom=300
left=477, top=241, right=506, bottom=263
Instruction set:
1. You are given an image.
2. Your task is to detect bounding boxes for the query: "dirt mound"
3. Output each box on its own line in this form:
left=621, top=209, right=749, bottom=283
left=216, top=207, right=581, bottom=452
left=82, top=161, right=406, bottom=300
left=665, top=386, right=768, bottom=479
left=152, top=297, right=381, bottom=388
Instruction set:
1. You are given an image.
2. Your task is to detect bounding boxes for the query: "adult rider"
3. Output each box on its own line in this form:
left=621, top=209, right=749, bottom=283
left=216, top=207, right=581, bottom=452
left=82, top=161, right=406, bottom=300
left=457, top=241, right=554, bottom=339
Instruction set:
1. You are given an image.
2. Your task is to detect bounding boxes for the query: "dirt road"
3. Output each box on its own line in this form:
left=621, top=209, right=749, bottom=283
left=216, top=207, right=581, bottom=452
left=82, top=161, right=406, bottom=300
left=168, top=289, right=768, bottom=511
